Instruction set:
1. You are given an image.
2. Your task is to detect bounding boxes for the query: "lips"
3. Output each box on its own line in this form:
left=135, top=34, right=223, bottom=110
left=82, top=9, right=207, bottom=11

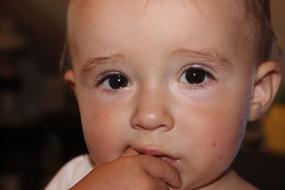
left=133, top=147, right=179, bottom=166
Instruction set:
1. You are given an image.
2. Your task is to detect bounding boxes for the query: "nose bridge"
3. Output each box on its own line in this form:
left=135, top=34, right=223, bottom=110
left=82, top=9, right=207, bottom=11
left=131, top=86, right=174, bottom=131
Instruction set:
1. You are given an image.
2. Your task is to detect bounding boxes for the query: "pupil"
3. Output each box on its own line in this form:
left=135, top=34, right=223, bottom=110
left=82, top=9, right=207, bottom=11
left=185, top=68, right=206, bottom=84
left=109, top=74, right=128, bottom=89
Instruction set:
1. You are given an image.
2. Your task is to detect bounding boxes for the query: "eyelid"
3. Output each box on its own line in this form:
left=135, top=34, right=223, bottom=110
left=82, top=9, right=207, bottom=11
left=178, top=64, right=215, bottom=80
left=95, top=70, right=131, bottom=93
left=96, top=70, right=123, bottom=87
left=177, top=64, right=216, bottom=90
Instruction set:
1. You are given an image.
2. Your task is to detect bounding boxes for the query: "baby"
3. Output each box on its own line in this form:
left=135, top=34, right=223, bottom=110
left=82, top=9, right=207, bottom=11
left=46, top=0, right=282, bottom=189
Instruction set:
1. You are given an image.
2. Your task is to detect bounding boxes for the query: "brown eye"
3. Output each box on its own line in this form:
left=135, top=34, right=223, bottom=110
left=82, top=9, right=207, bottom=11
left=100, top=73, right=129, bottom=90
left=185, top=68, right=207, bottom=84
left=179, top=67, right=212, bottom=85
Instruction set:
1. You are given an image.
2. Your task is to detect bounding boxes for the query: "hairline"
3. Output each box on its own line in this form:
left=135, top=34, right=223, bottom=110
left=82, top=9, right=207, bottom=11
left=61, top=0, right=280, bottom=73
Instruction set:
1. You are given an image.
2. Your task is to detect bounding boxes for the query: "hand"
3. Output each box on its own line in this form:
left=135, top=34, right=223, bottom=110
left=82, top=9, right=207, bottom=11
left=70, top=150, right=181, bottom=190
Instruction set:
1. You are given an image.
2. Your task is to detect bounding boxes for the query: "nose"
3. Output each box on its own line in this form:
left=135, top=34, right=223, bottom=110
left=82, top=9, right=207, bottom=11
left=130, top=89, right=174, bottom=132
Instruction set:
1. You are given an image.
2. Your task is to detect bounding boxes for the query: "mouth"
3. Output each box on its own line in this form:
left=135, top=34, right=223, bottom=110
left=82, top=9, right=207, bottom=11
left=133, top=147, right=179, bottom=166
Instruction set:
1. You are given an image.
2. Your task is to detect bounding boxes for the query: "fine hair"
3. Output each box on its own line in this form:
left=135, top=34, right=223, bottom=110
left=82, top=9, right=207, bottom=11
left=60, top=0, right=282, bottom=74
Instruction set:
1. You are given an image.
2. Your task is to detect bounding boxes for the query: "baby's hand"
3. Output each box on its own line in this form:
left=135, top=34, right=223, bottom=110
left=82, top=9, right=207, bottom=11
left=70, top=151, right=181, bottom=190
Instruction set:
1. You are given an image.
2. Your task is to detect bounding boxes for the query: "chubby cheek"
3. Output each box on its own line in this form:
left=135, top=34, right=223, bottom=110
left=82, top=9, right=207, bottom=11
left=175, top=84, right=250, bottom=187
left=181, top=106, right=244, bottom=164
left=77, top=94, right=130, bottom=165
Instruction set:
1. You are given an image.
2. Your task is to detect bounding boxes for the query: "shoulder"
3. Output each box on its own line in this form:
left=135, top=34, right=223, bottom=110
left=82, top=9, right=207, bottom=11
left=44, top=154, right=94, bottom=190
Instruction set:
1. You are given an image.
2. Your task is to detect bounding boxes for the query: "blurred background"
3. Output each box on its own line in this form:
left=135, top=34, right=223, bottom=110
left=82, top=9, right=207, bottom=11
left=0, top=0, right=284, bottom=190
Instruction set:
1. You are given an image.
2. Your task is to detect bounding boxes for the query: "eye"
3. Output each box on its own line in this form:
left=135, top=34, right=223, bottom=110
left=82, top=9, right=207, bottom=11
left=179, top=67, right=213, bottom=86
left=99, top=73, right=129, bottom=90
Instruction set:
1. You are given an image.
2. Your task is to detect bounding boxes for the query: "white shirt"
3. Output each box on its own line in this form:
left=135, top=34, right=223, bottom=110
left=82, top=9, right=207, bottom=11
left=45, top=155, right=94, bottom=190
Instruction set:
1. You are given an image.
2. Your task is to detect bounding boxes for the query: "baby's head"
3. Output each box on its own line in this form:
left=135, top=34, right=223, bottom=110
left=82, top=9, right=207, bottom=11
left=63, top=0, right=282, bottom=189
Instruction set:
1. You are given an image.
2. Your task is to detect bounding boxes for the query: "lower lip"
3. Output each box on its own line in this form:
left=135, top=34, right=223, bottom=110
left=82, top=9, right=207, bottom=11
left=158, top=156, right=178, bottom=166
left=134, top=147, right=179, bottom=166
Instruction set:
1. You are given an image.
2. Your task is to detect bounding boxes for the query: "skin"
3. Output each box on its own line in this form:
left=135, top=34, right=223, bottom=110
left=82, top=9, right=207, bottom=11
left=65, top=0, right=282, bottom=189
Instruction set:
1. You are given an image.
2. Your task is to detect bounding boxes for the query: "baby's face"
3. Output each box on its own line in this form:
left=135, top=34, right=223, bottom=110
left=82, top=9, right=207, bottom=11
left=68, top=0, right=257, bottom=189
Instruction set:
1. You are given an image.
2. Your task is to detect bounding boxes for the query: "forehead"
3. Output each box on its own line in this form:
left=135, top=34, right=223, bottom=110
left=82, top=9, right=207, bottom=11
left=68, top=0, right=252, bottom=65
left=69, top=0, right=245, bottom=17
left=69, top=0, right=246, bottom=27
left=69, top=0, right=245, bottom=34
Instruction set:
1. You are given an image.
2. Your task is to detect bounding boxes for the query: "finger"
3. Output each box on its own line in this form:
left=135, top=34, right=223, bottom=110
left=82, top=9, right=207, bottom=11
left=139, top=155, right=182, bottom=188
left=147, top=177, right=170, bottom=190
left=122, top=147, right=139, bottom=157
left=153, top=178, right=170, bottom=190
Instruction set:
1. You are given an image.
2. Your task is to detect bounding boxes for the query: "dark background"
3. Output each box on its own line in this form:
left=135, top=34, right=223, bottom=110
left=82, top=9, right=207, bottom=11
left=0, top=1, right=284, bottom=189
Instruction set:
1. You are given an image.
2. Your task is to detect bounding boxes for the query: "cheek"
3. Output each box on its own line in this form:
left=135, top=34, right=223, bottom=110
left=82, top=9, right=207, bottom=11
left=179, top=99, right=246, bottom=161
left=175, top=80, right=251, bottom=176
left=77, top=93, right=130, bottom=164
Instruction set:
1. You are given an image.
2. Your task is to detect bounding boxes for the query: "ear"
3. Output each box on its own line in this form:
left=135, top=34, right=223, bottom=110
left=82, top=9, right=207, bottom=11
left=248, top=61, right=282, bottom=121
left=64, top=69, right=76, bottom=94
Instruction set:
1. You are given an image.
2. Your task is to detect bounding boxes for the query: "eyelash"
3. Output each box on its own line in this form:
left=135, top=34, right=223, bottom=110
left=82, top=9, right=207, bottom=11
left=95, top=71, right=130, bottom=93
left=94, top=65, right=215, bottom=93
left=177, top=65, right=215, bottom=90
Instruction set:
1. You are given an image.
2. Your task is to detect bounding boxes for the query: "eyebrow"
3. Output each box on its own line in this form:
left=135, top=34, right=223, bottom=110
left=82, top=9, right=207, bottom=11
left=80, top=53, right=126, bottom=75
left=171, top=48, right=233, bottom=69
left=80, top=48, right=232, bottom=76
